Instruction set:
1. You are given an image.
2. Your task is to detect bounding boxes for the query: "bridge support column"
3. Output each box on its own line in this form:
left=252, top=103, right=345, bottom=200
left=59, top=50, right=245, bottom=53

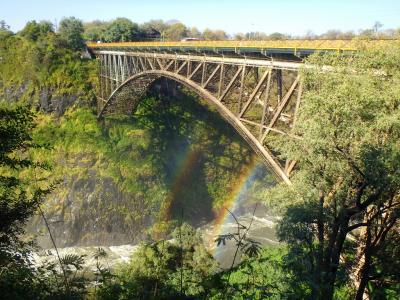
left=276, top=69, right=283, bottom=102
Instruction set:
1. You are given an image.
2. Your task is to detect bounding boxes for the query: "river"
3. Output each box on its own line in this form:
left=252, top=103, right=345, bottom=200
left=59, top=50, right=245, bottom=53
left=33, top=204, right=279, bottom=271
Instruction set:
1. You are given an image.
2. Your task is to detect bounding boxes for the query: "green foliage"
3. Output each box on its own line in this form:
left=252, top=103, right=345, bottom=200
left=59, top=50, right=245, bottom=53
left=0, top=21, right=272, bottom=254
left=102, top=18, right=140, bottom=42
left=164, top=23, right=188, bottom=41
left=0, top=20, right=13, bottom=40
left=30, top=86, right=264, bottom=243
left=58, top=17, right=85, bottom=50
left=140, top=19, right=167, bottom=38
left=265, top=44, right=400, bottom=298
left=268, top=32, right=286, bottom=40
left=31, top=108, right=166, bottom=237
left=366, top=230, right=400, bottom=298
left=0, top=103, right=51, bottom=245
left=83, top=20, right=108, bottom=42
left=0, top=103, right=57, bottom=299
left=97, top=224, right=218, bottom=299
left=275, top=202, right=322, bottom=297
left=209, top=247, right=290, bottom=300
left=19, top=20, right=54, bottom=41
left=76, top=17, right=400, bottom=42
left=202, top=29, right=227, bottom=41
left=0, top=20, right=9, bottom=30
left=1, top=236, right=88, bottom=298
left=0, top=33, right=97, bottom=111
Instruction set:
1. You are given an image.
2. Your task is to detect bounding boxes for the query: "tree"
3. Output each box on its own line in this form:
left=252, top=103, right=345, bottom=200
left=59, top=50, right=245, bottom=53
left=210, top=247, right=290, bottom=299
left=83, top=20, right=109, bottom=41
left=19, top=20, right=54, bottom=41
left=0, top=104, right=54, bottom=298
left=188, top=27, right=201, bottom=38
left=351, top=197, right=400, bottom=298
left=58, top=16, right=85, bottom=50
left=140, top=19, right=168, bottom=40
left=202, top=28, right=214, bottom=41
left=373, top=21, right=383, bottom=34
left=268, top=32, right=286, bottom=40
left=234, top=33, right=246, bottom=40
left=304, top=30, right=317, bottom=39
left=0, top=20, right=9, bottom=30
left=164, top=23, right=187, bottom=41
left=363, top=228, right=400, bottom=298
left=0, top=20, right=13, bottom=40
left=213, top=29, right=228, bottom=40
left=98, top=224, right=217, bottom=299
left=141, top=19, right=168, bottom=34
left=339, top=30, right=355, bottom=40
left=202, top=28, right=228, bottom=40
left=358, top=29, right=374, bottom=39
left=0, top=104, right=49, bottom=244
left=267, top=44, right=400, bottom=299
left=102, top=18, right=139, bottom=42
left=320, top=29, right=343, bottom=40
left=396, top=28, right=400, bottom=38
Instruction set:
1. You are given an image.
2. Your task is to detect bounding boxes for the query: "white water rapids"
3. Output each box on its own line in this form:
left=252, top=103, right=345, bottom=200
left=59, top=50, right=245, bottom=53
left=32, top=212, right=279, bottom=270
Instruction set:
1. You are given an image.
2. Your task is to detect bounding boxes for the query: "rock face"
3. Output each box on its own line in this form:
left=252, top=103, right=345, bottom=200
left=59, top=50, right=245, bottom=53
left=3, top=84, right=129, bottom=248
left=2, top=84, right=84, bottom=116
left=2, top=83, right=31, bottom=103
left=27, top=170, right=153, bottom=248
left=41, top=91, right=83, bottom=116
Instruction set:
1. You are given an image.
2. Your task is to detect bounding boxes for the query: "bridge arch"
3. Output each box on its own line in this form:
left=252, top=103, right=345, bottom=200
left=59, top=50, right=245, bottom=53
left=98, top=70, right=291, bottom=185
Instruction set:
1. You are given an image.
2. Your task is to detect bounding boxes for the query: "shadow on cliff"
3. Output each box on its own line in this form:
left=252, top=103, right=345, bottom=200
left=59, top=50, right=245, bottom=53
left=132, top=78, right=255, bottom=227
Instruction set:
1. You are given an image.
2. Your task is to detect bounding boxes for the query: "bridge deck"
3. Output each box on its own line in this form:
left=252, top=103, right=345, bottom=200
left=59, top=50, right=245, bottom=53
left=87, top=39, right=398, bottom=57
left=93, top=50, right=303, bottom=70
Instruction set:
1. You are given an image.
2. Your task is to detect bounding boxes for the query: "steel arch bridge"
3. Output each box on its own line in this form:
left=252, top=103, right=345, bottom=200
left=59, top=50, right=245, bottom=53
left=89, top=40, right=392, bottom=184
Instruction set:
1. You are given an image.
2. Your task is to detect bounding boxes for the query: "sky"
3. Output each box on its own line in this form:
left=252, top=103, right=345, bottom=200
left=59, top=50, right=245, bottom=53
left=1, top=0, right=400, bottom=35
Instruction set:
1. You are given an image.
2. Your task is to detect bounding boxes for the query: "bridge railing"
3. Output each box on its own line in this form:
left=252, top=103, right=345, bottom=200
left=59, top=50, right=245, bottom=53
left=87, top=39, right=399, bottom=52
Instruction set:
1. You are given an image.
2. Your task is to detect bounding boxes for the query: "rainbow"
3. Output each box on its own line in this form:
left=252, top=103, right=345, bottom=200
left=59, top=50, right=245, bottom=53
left=158, top=145, right=201, bottom=223
left=211, top=156, right=261, bottom=254
left=156, top=144, right=262, bottom=251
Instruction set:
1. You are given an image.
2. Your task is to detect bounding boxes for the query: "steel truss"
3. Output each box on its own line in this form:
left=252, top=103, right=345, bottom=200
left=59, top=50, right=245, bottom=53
left=94, top=50, right=303, bottom=185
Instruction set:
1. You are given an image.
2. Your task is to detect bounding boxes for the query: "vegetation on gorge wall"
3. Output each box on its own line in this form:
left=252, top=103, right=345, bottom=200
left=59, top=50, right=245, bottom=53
left=28, top=91, right=270, bottom=246
left=1, top=22, right=271, bottom=246
left=0, top=20, right=97, bottom=115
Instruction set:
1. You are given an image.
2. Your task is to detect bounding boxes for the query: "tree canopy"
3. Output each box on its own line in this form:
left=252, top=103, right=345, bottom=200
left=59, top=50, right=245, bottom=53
left=102, top=18, right=140, bottom=42
left=19, top=20, right=54, bottom=41
left=0, top=20, right=13, bottom=40
left=58, top=17, right=85, bottom=50
left=164, top=22, right=187, bottom=41
left=267, top=43, right=400, bottom=299
left=0, top=104, right=56, bottom=298
left=202, top=28, right=228, bottom=40
left=97, top=224, right=218, bottom=299
left=0, top=104, right=45, bottom=244
left=83, top=20, right=108, bottom=42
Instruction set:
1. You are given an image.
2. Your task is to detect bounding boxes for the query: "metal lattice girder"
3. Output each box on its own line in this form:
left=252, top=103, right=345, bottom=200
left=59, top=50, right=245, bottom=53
left=94, top=50, right=304, bottom=185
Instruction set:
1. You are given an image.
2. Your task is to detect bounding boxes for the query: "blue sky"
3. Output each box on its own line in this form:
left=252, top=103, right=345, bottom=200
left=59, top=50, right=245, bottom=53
left=1, top=0, right=399, bottom=35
